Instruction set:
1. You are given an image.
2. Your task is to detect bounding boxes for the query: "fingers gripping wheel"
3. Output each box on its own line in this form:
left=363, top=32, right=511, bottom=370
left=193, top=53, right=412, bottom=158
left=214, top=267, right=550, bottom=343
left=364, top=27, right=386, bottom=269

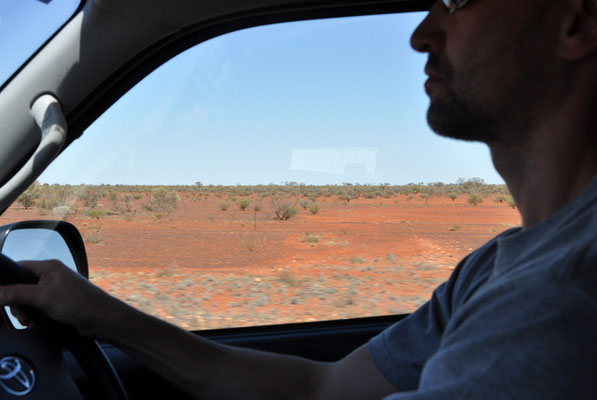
left=0, top=254, right=128, bottom=400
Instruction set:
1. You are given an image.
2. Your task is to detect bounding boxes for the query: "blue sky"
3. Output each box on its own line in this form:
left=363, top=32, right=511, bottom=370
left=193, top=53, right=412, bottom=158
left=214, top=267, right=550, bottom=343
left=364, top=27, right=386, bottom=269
left=0, top=0, right=79, bottom=87
left=5, top=5, right=503, bottom=186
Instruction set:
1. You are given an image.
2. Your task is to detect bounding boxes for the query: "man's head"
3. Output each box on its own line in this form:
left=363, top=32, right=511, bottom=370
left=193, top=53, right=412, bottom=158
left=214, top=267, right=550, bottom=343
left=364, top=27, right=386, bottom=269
left=411, top=0, right=597, bottom=147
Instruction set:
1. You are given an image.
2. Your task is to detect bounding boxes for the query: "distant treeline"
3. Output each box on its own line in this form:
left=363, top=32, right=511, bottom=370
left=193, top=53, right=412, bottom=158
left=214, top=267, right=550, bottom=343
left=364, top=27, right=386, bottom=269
left=14, top=178, right=515, bottom=218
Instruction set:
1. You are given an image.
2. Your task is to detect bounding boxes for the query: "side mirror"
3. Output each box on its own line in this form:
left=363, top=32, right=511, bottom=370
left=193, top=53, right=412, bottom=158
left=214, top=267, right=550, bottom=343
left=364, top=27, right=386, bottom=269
left=0, top=220, right=89, bottom=329
left=0, top=220, right=88, bottom=278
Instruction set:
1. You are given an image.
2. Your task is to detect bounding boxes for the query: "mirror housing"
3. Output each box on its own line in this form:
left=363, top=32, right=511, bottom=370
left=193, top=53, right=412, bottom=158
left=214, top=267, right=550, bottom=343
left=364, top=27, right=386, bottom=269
left=0, top=220, right=88, bottom=278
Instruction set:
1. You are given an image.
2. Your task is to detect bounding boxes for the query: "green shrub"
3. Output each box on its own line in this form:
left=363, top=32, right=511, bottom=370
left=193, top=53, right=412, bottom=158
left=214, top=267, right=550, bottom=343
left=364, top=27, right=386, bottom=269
left=308, top=202, right=321, bottom=215
left=298, top=200, right=311, bottom=210
left=144, top=188, right=178, bottom=213
left=467, top=193, right=484, bottom=206
left=108, top=190, right=119, bottom=203
left=273, top=201, right=297, bottom=221
left=39, top=195, right=58, bottom=210
left=237, top=198, right=252, bottom=211
left=80, top=188, right=100, bottom=208
left=338, top=192, right=354, bottom=203
left=87, top=209, right=105, bottom=219
left=17, top=181, right=41, bottom=209
left=447, top=192, right=458, bottom=201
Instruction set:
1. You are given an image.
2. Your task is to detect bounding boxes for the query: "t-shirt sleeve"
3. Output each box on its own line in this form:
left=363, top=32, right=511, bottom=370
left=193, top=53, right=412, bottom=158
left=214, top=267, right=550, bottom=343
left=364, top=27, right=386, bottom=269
left=382, top=280, right=597, bottom=399
left=368, top=278, right=453, bottom=391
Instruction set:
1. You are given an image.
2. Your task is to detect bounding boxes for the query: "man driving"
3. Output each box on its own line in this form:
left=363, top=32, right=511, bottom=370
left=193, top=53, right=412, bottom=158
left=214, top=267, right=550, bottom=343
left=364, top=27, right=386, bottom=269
left=1, top=0, right=597, bottom=398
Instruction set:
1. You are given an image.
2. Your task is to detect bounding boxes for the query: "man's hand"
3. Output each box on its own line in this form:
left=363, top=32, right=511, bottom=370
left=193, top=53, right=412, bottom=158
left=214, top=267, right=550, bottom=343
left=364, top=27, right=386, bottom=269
left=0, top=260, right=129, bottom=339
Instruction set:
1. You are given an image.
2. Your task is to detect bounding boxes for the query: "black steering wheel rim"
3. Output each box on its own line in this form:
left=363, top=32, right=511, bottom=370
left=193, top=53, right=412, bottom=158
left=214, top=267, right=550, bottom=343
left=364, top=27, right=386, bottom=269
left=0, top=253, right=128, bottom=400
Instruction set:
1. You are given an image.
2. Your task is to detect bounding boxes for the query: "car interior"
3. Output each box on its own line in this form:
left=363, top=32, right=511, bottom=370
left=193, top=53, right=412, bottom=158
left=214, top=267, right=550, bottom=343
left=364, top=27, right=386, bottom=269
left=0, top=0, right=512, bottom=398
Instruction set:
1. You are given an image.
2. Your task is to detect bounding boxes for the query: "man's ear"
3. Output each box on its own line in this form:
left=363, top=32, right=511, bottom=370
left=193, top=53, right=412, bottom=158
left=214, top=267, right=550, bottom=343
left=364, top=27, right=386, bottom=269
left=560, top=0, right=597, bottom=60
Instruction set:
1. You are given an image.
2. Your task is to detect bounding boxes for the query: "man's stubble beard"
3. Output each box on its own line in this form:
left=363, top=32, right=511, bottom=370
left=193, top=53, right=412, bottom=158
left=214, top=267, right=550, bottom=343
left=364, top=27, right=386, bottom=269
left=427, top=94, right=498, bottom=144
left=425, top=55, right=501, bottom=145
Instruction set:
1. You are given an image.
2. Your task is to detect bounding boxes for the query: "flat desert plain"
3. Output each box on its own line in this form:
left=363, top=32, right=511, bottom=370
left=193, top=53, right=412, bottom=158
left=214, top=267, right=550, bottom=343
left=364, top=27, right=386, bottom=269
left=1, top=192, right=521, bottom=330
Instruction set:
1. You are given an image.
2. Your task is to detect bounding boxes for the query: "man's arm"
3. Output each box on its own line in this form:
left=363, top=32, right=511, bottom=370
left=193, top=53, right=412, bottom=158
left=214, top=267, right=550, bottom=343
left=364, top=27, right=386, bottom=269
left=0, top=260, right=397, bottom=399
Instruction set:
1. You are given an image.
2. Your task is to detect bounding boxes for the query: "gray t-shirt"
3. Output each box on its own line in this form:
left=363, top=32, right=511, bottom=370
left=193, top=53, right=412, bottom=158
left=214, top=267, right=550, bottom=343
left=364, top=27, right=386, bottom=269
left=369, top=175, right=597, bottom=399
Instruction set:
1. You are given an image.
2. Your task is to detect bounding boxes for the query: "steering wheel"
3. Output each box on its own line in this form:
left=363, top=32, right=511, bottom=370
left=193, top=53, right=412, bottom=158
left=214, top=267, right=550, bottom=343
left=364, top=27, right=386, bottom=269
left=0, top=253, right=128, bottom=400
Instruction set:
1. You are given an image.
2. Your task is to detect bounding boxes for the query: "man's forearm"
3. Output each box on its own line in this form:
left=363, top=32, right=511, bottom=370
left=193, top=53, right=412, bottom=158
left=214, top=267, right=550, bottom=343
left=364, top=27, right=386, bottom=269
left=105, top=304, right=326, bottom=399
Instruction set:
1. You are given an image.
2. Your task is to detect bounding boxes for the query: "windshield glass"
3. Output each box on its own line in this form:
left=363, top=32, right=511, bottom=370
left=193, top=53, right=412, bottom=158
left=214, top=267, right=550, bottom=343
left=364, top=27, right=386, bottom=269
left=4, top=13, right=517, bottom=331
left=0, top=0, right=81, bottom=88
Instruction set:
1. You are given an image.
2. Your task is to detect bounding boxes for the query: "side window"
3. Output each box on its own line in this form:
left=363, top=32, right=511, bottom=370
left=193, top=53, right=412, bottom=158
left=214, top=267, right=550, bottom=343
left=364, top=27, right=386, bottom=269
left=6, top=13, right=520, bottom=330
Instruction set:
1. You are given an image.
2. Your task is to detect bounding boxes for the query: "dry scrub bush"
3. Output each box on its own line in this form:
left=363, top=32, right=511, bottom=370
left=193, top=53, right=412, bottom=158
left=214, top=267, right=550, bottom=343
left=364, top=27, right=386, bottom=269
left=237, top=198, right=252, bottom=211
left=338, top=192, right=356, bottom=203
left=144, top=188, right=178, bottom=213
left=273, top=202, right=298, bottom=221
left=298, top=200, right=311, bottom=210
left=87, top=209, right=105, bottom=219
left=80, top=188, right=100, bottom=208
left=17, top=181, right=41, bottom=209
left=493, top=194, right=508, bottom=203
left=308, top=202, right=320, bottom=215
left=218, top=200, right=230, bottom=211
left=467, top=193, right=484, bottom=206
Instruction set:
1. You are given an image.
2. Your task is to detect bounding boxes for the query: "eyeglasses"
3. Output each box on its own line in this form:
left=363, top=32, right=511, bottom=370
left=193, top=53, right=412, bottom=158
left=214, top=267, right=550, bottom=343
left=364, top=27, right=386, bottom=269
left=442, top=0, right=470, bottom=14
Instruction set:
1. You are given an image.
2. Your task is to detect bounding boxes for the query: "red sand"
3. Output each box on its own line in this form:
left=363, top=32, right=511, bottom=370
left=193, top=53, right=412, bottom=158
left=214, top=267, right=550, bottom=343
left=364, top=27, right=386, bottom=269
left=1, top=194, right=521, bottom=330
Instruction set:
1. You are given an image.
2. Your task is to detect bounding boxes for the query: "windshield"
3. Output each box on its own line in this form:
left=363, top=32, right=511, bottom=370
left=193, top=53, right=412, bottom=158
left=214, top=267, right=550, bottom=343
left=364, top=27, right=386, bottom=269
left=2, top=13, right=519, bottom=331
left=0, top=0, right=81, bottom=88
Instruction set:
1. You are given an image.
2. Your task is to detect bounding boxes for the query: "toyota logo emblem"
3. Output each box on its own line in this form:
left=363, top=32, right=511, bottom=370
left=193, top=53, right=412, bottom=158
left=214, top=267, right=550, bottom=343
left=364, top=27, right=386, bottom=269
left=0, top=356, right=36, bottom=396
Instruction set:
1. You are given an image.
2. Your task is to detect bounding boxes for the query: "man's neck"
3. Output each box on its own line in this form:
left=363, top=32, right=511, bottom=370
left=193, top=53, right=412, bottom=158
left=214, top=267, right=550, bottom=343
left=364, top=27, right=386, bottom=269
left=489, top=92, right=597, bottom=230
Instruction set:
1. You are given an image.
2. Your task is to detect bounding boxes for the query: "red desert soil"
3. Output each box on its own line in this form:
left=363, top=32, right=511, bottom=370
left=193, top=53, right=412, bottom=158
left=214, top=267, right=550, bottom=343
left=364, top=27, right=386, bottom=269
left=1, top=194, right=521, bottom=330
